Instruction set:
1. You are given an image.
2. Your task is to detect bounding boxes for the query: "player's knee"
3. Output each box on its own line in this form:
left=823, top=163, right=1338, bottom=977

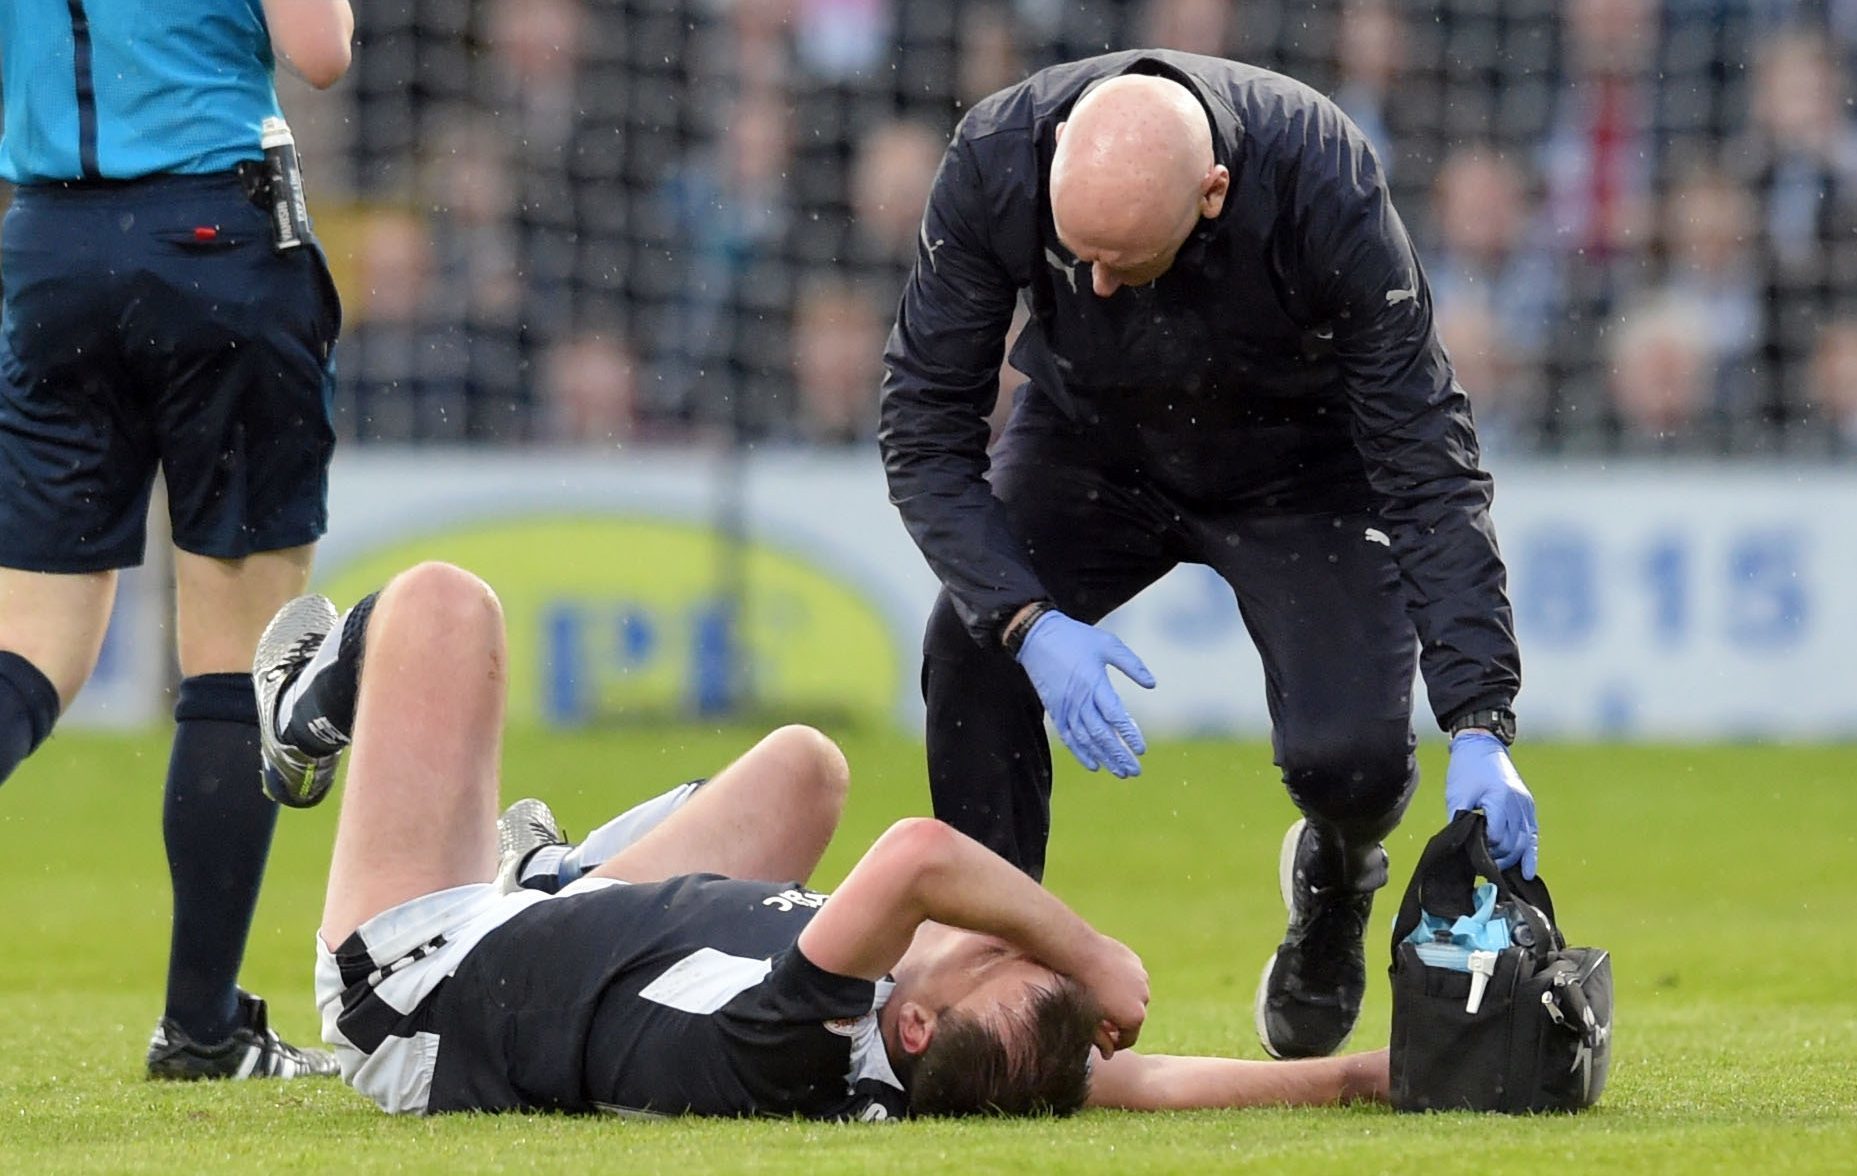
left=1278, top=721, right=1415, bottom=821
left=385, top=561, right=504, bottom=636
left=763, top=723, right=850, bottom=815
left=22, top=648, right=97, bottom=710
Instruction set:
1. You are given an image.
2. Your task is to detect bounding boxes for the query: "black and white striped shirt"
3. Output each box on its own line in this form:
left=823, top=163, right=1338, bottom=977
left=419, top=874, right=908, bottom=1120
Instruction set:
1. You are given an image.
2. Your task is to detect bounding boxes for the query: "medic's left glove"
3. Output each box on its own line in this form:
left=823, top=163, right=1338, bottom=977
left=1444, top=731, right=1539, bottom=879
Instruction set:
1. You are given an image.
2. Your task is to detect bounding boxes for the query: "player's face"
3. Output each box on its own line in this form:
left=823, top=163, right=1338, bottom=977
left=947, top=953, right=1066, bottom=1027
left=904, top=926, right=1064, bottom=1018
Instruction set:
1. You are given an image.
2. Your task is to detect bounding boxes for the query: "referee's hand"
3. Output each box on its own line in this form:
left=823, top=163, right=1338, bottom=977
left=1014, top=610, right=1156, bottom=778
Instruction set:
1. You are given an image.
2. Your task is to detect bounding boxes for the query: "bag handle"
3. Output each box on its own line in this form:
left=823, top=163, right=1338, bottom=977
left=1389, top=811, right=1560, bottom=953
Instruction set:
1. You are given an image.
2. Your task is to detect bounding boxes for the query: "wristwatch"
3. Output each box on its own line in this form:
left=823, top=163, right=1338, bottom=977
left=1000, top=601, right=1055, bottom=656
left=1448, top=705, right=1517, bottom=747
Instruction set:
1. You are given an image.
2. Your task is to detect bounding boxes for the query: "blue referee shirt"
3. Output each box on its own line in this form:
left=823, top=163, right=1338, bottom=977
left=0, top=0, right=283, bottom=183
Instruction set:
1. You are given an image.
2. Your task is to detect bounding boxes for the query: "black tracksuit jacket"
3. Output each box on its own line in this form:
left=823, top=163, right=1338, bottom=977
left=878, top=49, right=1518, bottom=727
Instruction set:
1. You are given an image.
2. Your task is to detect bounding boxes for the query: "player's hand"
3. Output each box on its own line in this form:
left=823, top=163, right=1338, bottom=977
left=1015, top=610, right=1156, bottom=778
left=1444, top=731, right=1539, bottom=879
left=1075, top=933, right=1149, bottom=1058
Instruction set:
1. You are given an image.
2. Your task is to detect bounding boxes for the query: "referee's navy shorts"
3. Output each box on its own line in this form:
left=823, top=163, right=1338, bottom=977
left=0, top=171, right=340, bottom=573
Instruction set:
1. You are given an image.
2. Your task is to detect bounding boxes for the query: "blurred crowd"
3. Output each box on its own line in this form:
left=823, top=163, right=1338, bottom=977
left=8, top=0, right=1857, bottom=456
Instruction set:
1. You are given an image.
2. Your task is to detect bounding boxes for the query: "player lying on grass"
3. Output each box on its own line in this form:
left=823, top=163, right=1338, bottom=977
left=255, top=560, right=1390, bottom=1117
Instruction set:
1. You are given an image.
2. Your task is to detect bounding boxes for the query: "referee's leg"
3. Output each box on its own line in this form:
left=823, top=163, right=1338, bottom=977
left=0, top=570, right=117, bottom=782
left=132, top=173, right=340, bottom=1047
left=159, top=545, right=315, bottom=1039
left=0, top=188, right=145, bottom=784
left=922, top=401, right=1176, bottom=880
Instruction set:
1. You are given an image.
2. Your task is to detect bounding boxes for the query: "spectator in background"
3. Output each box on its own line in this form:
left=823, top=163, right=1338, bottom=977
left=486, top=0, right=587, bottom=158
left=1750, top=0, right=1857, bottom=61
left=959, top=4, right=1028, bottom=115
left=1657, top=163, right=1762, bottom=426
left=340, top=208, right=472, bottom=443
left=1540, top=0, right=1659, bottom=268
left=793, top=0, right=888, bottom=84
left=1425, top=148, right=1559, bottom=360
left=729, top=0, right=798, bottom=93
left=485, top=0, right=599, bottom=341
left=1804, top=317, right=1857, bottom=453
left=1331, top=0, right=1406, bottom=176
left=539, top=328, right=641, bottom=446
left=421, top=116, right=529, bottom=439
left=845, top=119, right=948, bottom=302
left=1436, top=302, right=1537, bottom=458
left=1538, top=0, right=1662, bottom=444
left=314, top=0, right=1857, bottom=460
left=656, top=89, right=799, bottom=435
left=1138, top=0, right=1239, bottom=58
left=1743, top=29, right=1857, bottom=423
left=1608, top=294, right=1719, bottom=452
left=791, top=278, right=886, bottom=445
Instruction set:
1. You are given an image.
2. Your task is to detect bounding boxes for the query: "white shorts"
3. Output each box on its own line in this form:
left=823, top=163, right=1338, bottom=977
left=313, top=779, right=701, bottom=1113
left=314, top=877, right=619, bottom=1114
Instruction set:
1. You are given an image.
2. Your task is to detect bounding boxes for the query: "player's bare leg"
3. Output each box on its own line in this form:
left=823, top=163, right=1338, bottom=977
left=585, top=724, right=850, bottom=885
left=0, top=566, right=117, bottom=708
left=319, top=562, right=507, bottom=946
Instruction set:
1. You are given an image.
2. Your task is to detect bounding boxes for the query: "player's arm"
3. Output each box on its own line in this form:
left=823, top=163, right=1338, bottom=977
left=1086, top=1048, right=1389, bottom=1111
left=262, top=0, right=355, bottom=89
left=1290, top=105, right=1518, bottom=731
left=878, top=127, right=1046, bottom=645
left=796, top=818, right=1148, bottom=1055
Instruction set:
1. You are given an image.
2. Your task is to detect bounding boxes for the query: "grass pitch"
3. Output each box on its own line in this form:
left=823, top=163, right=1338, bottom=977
left=1, top=728, right=1852, bottom=1173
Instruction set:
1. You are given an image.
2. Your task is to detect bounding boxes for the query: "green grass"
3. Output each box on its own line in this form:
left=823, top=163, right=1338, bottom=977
left=2, top=729, right=1854, bottom=1172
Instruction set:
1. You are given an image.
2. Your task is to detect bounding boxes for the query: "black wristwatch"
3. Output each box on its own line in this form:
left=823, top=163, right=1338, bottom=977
left=1448, top=705, right=1517, bottom=747
left=1001, top=601, right=1055, bottom=656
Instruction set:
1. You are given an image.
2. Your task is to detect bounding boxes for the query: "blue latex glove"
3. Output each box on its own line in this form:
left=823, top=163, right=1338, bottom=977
left=1445, top=731, right=1539, bottom=879
left=1015, top=610, right=1156, bottom=778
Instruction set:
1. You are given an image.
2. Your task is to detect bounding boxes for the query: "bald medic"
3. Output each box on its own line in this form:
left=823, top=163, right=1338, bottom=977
left=879, top=50, right=1532, bottom=1064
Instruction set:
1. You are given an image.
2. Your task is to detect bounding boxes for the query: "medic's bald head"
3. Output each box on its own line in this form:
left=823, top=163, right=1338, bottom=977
left=1049, top=75, right=1229, bottom=296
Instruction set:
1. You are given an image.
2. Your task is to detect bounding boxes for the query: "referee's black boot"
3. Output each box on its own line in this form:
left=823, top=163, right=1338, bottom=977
left=146, top=989, right=339, bottom=1080
left=1254, top=818, right=1386, bottom=1059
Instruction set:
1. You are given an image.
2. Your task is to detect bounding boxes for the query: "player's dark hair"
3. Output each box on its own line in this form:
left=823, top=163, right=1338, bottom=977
left=905, top=978, right=1100, bottom=1118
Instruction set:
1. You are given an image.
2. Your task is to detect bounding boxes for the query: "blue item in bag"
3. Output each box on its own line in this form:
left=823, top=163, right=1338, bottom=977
left=1406, top=881, right=1514, bottom=969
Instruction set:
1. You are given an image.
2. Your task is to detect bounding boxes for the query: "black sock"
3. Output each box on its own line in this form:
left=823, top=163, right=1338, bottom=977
left=280, top=591, right=376, bottom=754
left=0, top=650, right=60, bottom=786
left=162, top=672, right=278, bottom=1043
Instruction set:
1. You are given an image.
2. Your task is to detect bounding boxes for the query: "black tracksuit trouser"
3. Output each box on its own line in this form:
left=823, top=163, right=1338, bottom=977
left=922, top=397, right=1421, bottom=882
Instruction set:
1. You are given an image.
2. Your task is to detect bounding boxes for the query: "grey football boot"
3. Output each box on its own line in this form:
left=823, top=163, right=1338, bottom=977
left=496, top=797, right=570, bottom=894
left=1254, top=818, right=1387, bottom=1058
left=253, top=593, right=345, bottom=808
